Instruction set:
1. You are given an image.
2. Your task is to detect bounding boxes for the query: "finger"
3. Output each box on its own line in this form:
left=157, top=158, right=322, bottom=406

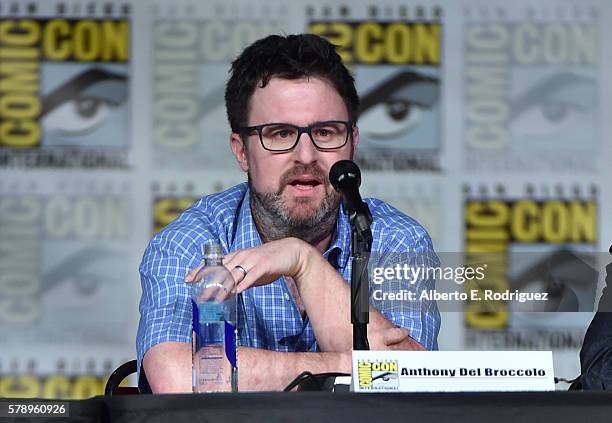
left=197, top=270, right=235, bottom=302
left=199, top=285, right=232, bottom=303
left=223, top=248, right=249, bottom=264
left=381, top=327, right=409, bottom=346
left=184, top=262, right=206, bottom=283
left=235, top=268, right=255, bottom=294
left=222, top=251, right=245, bottom=272
left=230, top=265, right=247, bottom=285
left=223, top=251, right=237, bottom=263
left=223, top=253, right=254, bottom=289
left=234, top=265, right=267, bottom=294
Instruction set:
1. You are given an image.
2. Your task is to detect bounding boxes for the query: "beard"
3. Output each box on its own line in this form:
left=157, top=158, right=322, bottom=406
left=249, top=163, right=341, bottom=246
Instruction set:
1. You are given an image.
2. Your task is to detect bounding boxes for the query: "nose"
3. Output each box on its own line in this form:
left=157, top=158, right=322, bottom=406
left=291, top=131, right=318, bottom=164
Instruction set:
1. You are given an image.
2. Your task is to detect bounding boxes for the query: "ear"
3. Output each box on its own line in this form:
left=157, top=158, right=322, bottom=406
left=230, top=132, right=249, bottom=172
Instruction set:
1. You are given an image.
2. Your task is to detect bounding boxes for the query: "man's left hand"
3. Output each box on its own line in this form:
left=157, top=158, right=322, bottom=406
left=184, top=238, right=314, bottom=293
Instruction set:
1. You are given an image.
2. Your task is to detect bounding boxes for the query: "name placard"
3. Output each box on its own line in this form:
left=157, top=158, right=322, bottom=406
left=352, top=350, right=555, bottom=392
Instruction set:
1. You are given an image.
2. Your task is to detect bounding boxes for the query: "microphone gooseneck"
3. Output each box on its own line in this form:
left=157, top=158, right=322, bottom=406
left=329, top=160, right=371, bottom=351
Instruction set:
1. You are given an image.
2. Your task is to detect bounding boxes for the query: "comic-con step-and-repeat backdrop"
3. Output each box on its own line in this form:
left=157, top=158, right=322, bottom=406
left=0, top=0, right=610, bottom=398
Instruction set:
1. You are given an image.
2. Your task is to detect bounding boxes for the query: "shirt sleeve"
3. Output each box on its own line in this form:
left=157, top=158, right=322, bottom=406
left=135, top=223, right=207, bottom=372
left=370, top=227, right=441, bottom=351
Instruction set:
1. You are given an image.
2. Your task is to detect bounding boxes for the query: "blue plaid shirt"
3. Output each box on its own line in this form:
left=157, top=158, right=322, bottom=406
left=137, top=183, right=440, bottom=371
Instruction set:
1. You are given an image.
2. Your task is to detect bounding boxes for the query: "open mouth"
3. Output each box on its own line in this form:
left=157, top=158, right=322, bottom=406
left=286, top=175, right=323, bottom=191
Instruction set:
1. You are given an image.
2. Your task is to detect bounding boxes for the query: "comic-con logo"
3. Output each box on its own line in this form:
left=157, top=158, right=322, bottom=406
left=310, top=16, right=442, bottom=171
left=463, top=14, right=598, bottom=171
left=357, top=360, right=399, bottom=390
left=0, top=16, right=130, bottom=167
left=153, top=195, right=197, bottom=233
left=464, top=185, right=597, bottom=330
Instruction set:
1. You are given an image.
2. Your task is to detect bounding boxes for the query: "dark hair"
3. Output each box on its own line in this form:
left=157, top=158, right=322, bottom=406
left=225, top=33, right=359, bottom=133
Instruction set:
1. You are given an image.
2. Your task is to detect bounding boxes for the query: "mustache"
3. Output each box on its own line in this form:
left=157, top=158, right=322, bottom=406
left=277, top=163, right=330, bottom=195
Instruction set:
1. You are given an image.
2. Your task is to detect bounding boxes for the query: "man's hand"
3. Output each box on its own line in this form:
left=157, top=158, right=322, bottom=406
left=185, top=238, right=314, bottom=293
left=368, top=327, right=426, bottom=351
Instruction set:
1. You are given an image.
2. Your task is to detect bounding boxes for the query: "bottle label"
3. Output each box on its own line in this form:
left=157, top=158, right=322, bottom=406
left=199, top=302, right=224, bottom=321
left=195, top=345, right=231, bottom=391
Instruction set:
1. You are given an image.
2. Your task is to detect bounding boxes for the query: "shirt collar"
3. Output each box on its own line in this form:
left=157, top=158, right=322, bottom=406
left=324, top=201, right=351, bottom=269
left=232, top=188, right=263, bottom=251
left=232, top=188, right=351, bottom=268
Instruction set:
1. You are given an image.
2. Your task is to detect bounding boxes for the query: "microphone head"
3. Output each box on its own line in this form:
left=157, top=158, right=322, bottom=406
left=329, top=160, right=361, bottom=192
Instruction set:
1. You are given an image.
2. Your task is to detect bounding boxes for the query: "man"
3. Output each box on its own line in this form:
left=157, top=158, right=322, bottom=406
left=577, top=245, right=612, bottom=389
left=137, top=33, right=440, bottom=392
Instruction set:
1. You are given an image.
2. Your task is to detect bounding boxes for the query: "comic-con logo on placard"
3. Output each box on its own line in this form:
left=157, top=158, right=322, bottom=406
left=357, top=360, right=399, bottom=390
left=0, top=4, right=130, bottom=168
left=310, top=5, right=442, bottom=171
left=463, top=6, right=599, bottom=171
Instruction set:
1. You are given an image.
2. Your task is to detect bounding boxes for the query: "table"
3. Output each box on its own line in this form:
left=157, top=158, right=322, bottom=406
left=3, top=391, right=612, bottom=423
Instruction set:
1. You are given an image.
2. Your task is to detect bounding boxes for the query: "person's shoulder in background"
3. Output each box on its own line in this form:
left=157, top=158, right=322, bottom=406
left=578, top=246, right=612, bottom=390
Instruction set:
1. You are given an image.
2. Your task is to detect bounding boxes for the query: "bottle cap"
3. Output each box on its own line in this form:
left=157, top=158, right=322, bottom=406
left=202, top=243, right=223, bottom=259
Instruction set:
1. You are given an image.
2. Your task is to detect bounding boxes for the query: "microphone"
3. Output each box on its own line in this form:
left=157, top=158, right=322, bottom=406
left=330, top=160, right=372, bottom=351
left=329, top=160, right=371, bottom=225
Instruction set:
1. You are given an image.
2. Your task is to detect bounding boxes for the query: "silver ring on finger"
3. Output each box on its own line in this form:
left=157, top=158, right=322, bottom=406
left=234, top=265, right=247, bottom=281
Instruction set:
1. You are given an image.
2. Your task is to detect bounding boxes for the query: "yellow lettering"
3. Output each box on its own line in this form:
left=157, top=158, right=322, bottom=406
left=413, top=22, right=440, bottom=64
left=73, top=20, right=100, bottom=61
left=154, top=198, right=193, bottom=233
left=0, top=47, right=38, bottom=59
left=465, top=199, right=509, bottom=329
left=0, top=376, right=40, bottom=398
left=102, top=21, right=128, bottom=61
left=511, top=200, right=539, bottom=242
left=358, top=362, right=372, bottom=387
left=310, top=22, right=353, bottom=63
left=385, top=23, right=410, bottom=63
left=43, top=375, right=71, bottom=399
left=43, top=19, right=129, bottom=61
left=0, top=62, right=39, bottom=92
left=570, top=201, right=596, bottom=243
left=0, top=93, right=40, bottom=119
left=541, top=201, right=567, bottom=243
left=43, top=20, right=71, bottom=60
left=71, top=376, right=101, bottom=400
left=355, top=23, right=383, bottom=64
left=0, top=120, right=40, bottom=147
left=0, top=20, right=40, bottom=45
left=465, top=201, right=509, bottom=226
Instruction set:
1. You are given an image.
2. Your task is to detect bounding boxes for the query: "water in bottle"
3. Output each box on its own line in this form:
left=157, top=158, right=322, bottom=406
left=189, top=244, right=238, bottom=392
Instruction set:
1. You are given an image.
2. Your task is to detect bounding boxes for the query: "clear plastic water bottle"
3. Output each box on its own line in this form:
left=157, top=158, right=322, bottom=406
left=189, top=244, right=238, bottom=393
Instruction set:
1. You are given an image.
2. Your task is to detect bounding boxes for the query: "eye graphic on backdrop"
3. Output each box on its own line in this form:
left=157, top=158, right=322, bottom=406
left=509, top=72, right=595, bottom=137
left=359, top=71, right=439, bottom=142
left=509, top=249, right=598, bottom=314
left=42, top=246, right=123, bottom=297
left=41, top=68, right=128, bottom=139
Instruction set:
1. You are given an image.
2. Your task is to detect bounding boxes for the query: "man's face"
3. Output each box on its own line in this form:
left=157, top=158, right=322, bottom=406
left=231, top=76, right=358, bottom=227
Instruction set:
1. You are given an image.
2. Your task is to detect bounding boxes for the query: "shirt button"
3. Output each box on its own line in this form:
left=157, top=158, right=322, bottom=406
left=284, top=293, right=290, bottom=301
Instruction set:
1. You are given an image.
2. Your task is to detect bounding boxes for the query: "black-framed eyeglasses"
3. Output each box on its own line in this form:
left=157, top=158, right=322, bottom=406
left=239, top=120, right=353, bottom=152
